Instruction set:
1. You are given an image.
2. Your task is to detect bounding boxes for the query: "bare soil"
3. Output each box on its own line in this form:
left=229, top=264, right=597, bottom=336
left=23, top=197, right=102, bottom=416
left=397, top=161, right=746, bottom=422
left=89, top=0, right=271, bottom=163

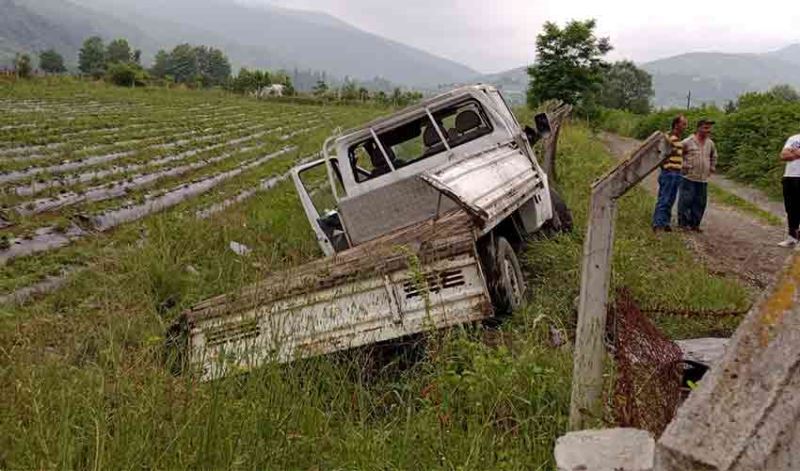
left=600, top=132, right=789, bottom=290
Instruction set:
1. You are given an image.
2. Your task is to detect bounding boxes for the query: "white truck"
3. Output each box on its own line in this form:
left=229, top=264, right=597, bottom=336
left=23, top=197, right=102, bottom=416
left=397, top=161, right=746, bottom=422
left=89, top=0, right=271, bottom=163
left=175, top=85, right=571, bottom=381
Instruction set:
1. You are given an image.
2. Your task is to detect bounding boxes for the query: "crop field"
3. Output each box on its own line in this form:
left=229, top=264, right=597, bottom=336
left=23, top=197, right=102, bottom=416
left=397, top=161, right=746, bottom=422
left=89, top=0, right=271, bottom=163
left=0, top=80, right=381, bottom=297
left=0, top=80, right=750, bottom=470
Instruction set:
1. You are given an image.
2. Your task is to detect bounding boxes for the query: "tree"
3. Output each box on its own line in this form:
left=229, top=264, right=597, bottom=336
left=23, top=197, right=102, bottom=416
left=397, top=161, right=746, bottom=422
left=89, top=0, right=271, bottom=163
left=769, top=84, right=800, bottom=103
left=597, top=60, right=653, bottom=114
left=527, top=19, right=612, bottom=108
left=107, top=62, right=141, bottom=87
left=38, top=49, right=66, bottom=74
left=79, top=36, right=106, bottom=78
left=14, top=53, right=33, bottom=79
left=313, top=80, right=329, bottom=97
left=106, top=38, right=132, bottom=64
left=195, top=46, right=231, bottom=87
left=166, top=44, right=198, bottom=84
left=150, top=50, right=169, bottom=79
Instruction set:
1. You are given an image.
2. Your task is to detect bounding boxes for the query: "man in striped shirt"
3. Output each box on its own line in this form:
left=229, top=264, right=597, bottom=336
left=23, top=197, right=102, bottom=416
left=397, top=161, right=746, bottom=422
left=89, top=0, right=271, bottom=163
left=652, top=115, right=687, bottom=232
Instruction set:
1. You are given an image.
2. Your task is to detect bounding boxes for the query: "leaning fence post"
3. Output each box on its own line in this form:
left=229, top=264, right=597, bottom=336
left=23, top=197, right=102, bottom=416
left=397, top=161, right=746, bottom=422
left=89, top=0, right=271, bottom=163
left=568, top=132, right=672, bottom=430
left=542, top=103, right=572, bottom=183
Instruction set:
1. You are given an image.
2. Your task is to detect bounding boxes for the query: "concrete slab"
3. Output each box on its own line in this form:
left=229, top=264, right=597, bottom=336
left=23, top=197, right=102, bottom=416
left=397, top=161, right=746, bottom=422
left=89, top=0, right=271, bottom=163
left=675, top=338, right=728, bottom=366
left=657, top=252, right=800, bottom=470
left=555, top=428, right=655, bottom=471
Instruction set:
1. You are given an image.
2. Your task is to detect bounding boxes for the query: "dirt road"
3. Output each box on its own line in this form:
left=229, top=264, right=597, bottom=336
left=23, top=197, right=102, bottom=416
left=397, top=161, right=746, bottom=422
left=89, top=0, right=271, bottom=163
left=600, top=132, right=789, bottom=290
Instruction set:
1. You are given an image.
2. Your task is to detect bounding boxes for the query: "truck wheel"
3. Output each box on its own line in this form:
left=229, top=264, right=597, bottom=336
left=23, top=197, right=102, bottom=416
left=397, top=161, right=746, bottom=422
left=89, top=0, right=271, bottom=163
left=548, top=188, right=573, bottom=233
left=492, top=236, right=526, bottom=315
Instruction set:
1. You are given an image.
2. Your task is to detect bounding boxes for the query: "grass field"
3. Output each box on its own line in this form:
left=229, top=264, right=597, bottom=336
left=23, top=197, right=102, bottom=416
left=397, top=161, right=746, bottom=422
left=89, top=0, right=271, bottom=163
left=1, top=79, right=751, bottom=469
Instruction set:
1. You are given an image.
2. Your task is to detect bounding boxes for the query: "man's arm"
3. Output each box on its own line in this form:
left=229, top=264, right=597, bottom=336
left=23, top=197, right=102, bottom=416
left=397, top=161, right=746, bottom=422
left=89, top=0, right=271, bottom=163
left=710, top=141, right=718, bottom=173
left=781, top=148, right=800, bottom=161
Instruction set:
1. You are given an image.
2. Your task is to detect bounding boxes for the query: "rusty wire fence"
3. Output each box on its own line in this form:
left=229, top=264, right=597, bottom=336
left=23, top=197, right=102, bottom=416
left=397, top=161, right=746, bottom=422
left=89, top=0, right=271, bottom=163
left=606, top=288, right=750, bottom=436
left=607, top=288, right=684, bottom=436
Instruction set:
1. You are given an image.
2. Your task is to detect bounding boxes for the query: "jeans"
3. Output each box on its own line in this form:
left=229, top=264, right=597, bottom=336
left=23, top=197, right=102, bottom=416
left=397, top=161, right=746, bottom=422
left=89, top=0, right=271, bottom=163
left=652, top=170, right=682, bottom=228
left=678, top=178, right=708, bottom=228
left=783, top=177, right=800, bottom=238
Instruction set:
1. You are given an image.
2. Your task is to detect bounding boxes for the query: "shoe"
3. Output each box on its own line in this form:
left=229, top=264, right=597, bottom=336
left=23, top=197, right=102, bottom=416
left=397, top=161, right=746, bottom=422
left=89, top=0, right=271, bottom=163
left=778, top=237, right=798, bottom=248
left=664, top=226, right=673, bottom=233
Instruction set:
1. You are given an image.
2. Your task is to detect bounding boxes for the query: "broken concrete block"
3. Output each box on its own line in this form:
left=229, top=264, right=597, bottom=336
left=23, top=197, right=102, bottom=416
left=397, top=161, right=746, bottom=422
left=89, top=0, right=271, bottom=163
left=555, top=428, right=654, bottom=471
left=675, top=337, right=728, bottom=366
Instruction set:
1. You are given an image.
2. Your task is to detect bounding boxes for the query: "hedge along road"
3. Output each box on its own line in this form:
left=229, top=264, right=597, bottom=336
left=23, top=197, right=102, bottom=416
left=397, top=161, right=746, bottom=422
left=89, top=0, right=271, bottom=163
left=600, top=132, right=787, bottom=289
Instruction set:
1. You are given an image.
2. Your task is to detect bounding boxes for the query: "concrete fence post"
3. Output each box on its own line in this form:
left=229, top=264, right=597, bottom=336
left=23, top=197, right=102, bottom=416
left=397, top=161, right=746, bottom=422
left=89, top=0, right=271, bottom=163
left=569, top=132, right=672, bottom=430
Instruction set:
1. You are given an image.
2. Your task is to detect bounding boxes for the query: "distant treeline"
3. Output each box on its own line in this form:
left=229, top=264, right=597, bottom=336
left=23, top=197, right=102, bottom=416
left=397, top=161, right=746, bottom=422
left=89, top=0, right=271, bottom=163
left=8, top=36, right=424, bottom=106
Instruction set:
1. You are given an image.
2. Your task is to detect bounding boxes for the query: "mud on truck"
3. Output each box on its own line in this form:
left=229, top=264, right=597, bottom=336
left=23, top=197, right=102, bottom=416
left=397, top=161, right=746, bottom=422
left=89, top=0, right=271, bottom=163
left=173, top=85, right=572, bottom=381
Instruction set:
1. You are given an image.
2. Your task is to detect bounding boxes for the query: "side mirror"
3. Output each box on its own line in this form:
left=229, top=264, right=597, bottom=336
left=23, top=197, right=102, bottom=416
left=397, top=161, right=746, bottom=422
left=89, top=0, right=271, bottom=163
left=523, top=113, right=552, bottom=145
left=534, top=113, right=552, bottom=139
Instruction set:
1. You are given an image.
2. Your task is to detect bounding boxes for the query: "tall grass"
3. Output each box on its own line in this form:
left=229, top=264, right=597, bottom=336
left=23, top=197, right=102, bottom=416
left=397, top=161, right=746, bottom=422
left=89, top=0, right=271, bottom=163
left=0, top=114, right=751, bottom=468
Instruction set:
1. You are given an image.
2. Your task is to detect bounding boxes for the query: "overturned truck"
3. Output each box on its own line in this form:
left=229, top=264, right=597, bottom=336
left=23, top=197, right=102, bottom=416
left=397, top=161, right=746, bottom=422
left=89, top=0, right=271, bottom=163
left=173, top=85, right=571, bottom=381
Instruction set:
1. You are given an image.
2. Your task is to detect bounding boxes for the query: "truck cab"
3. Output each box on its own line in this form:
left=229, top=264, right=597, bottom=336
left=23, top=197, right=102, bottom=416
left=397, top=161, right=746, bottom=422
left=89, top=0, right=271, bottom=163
left=293, top=84, right=558, bottom=257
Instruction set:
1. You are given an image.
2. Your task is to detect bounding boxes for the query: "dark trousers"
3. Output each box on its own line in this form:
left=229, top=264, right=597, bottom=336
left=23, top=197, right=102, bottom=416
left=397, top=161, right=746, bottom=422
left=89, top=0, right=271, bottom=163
left=652, top=170, right=682, bottom=228
left=678, top=178, right=708, bottom=228
left=783, top=177, right=800, bottom=238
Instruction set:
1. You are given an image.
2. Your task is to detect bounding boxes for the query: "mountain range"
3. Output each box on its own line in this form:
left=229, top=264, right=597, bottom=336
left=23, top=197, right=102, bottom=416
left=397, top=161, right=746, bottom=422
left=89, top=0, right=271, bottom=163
left=1, top=0, right=477, bottom=87
left=2, top=0, right=799, bottom=107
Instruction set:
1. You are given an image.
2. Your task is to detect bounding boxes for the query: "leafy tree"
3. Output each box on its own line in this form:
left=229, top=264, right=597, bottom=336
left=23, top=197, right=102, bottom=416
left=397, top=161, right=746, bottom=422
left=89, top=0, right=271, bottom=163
left=527, top=19, right=612, bottom=108
left=79, top=36, right=106, bottom=78
left=106, top=38, right=132, bottom=64
left=150, top=50, right=169, bottom=79
left=195, top=46, right=231, bottom=87
left=14, top=53, right=33, bottom=79
left=768, top=84, right=800, bottom=102
left=106, top=62, right=143, bottom=87
left=597, top=60, right=653, bottom=114
left=313, top=80, right=329, bottom=96
left=38, top=49, right=66, bottom=74
left=166, top=44, right=198, bottom=84
left=738, top=85, right=800, bottom=109
left=340, top=79, right=358, bottom=100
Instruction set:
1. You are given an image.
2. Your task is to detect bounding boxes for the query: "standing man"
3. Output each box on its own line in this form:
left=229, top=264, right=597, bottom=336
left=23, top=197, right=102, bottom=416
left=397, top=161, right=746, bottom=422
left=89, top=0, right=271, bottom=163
left=779, top=132, right=800, bottom=247
left=678, top=119, right=718, bottom=232
left=652, top=115, right=688, bottom=232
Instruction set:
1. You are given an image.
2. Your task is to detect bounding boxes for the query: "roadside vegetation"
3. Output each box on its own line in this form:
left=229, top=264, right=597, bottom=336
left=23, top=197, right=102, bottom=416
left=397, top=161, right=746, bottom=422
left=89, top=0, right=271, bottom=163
left=0, top=78, right=751, bottom=468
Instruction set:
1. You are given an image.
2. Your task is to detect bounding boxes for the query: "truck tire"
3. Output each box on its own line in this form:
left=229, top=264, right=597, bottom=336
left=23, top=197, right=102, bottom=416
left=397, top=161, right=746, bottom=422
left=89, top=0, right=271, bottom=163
left=491, top=236, right=526, bottom=315
left=548, top=188, right=573, bottom=233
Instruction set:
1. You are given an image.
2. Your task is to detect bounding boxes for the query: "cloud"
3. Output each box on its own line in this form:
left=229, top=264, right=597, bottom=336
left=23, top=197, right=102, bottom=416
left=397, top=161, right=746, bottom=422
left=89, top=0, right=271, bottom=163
left=244, top=0, right=800, bottom=73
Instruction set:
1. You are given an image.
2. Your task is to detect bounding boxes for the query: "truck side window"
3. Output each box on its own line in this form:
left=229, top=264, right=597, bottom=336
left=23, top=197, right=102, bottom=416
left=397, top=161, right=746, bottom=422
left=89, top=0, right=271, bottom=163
left=348, top=100, right=493, bottom=183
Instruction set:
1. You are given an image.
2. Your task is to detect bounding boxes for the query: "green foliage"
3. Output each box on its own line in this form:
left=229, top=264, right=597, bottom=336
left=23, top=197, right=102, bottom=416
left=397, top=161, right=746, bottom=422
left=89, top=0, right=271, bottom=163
left=312, top=79, right=328, bottom=96
left=737, top=84, right=800, bottom=110
left=14, top=53, right=33, bottom=79
left=527, top=19, right=612, bottom=109
left=631, top=107, right=725, bottom=140
left=106, top=38, right=132, bottom=64
left=149, top=44, right=231, bottom=88
left=597, top=60, right=653, bottom=114
left=713, top=101, right=800, bottom=198
left=78, top=36, right=106, bottom=78
left=593, top=107, right=643, bottom=136
left=106, top=62, right=146, bottom=87
left=38, top=49, right=66, bottom=74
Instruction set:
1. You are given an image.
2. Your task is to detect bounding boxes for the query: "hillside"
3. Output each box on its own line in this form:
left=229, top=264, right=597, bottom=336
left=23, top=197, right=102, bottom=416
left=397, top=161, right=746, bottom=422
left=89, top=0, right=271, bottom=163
left=642, top=48, right=800, bottom=107
left=1, top=0, right=479, bottom=86
left=0, top=0, right=152, bottom=68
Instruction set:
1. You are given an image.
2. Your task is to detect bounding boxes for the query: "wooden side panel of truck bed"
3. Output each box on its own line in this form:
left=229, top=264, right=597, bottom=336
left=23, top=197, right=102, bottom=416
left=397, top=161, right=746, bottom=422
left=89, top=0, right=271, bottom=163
left=177, top=210, right=492, bottom=381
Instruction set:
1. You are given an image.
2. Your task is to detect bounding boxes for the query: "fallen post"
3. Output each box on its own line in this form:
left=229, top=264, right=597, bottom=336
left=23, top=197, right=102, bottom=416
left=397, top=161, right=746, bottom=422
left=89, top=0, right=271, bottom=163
left=569, top=132, right=672, bottom=430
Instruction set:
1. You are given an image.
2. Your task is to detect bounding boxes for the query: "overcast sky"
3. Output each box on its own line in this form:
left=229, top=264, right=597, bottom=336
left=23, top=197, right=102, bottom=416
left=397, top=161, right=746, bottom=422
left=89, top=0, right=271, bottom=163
left=243, top=0, right=800, bottom=73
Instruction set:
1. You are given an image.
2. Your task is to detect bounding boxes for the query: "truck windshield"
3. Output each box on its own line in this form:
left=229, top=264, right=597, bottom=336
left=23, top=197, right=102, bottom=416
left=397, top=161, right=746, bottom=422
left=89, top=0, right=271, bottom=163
left=349, top=99, right=493, bottom=183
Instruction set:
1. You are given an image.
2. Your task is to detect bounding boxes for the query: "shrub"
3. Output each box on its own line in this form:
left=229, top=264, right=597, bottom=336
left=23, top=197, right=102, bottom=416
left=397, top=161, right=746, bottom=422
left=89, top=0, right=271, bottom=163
left=631, top=107, right=725, bottom=140
left=106, top=63, right=146, bottom=87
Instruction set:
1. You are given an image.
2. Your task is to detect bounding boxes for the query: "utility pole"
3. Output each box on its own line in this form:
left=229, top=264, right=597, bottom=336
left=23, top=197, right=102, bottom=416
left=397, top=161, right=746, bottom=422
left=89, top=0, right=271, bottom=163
left=686, top=91, right=692, bottom=109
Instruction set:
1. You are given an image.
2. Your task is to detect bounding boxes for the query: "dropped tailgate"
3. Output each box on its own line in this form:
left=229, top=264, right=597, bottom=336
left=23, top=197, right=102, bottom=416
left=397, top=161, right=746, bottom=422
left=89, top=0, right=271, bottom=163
left=419, top=143, right=546, bottom=230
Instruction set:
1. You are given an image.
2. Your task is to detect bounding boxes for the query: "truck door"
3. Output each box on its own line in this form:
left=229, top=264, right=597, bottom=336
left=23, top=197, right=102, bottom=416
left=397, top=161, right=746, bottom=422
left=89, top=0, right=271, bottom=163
left=292, top=158, right=350, bottom=256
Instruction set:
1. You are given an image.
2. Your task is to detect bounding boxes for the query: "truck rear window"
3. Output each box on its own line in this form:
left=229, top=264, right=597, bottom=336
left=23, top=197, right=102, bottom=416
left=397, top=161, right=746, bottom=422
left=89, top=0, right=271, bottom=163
left=349, top=100, right=492, bottom=183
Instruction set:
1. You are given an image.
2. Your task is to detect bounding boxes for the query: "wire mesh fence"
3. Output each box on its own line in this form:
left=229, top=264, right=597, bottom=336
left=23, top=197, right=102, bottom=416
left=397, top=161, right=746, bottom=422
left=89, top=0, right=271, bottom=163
left=608, top=288, right=683, bottom=436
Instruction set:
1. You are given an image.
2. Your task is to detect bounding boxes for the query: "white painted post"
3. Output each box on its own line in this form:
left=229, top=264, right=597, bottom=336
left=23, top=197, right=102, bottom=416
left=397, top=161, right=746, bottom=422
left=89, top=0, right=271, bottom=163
left=569, top=132, right=672, bottom=430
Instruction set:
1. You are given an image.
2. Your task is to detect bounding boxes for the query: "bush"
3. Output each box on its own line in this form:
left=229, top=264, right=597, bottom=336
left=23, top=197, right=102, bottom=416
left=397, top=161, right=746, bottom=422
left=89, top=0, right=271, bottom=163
left=714, top=102, right=800, bottom=198
left=106, top=62, right=146, bottom=87
left=631, top=107, right=725, bottom=140
left=593, top=107, right=643, bottom=136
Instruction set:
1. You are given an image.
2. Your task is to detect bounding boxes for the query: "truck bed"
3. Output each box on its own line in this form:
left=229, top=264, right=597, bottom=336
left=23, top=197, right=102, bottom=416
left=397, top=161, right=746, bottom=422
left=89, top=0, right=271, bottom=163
left=177, top=210, right=493, bottom=381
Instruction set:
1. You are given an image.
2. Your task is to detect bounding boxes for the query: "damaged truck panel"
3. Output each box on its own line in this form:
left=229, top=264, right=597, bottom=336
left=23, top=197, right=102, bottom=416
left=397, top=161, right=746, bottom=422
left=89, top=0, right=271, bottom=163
left=420, top=142, right=551, bottom=231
